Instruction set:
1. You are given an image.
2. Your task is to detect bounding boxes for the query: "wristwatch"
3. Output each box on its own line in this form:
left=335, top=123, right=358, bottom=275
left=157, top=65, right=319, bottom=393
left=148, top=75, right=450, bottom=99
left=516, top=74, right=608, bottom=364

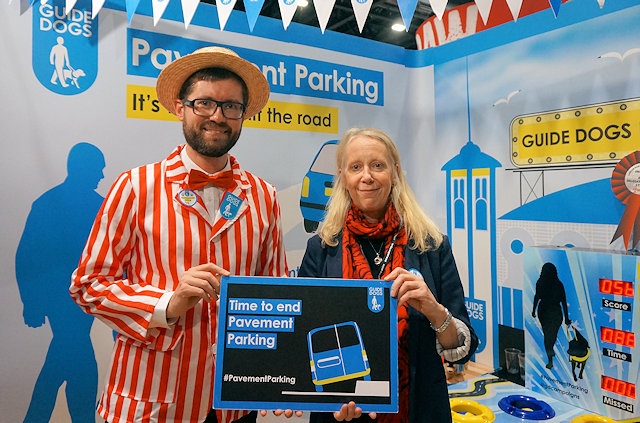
left=430, top=307, right=453, bottom=334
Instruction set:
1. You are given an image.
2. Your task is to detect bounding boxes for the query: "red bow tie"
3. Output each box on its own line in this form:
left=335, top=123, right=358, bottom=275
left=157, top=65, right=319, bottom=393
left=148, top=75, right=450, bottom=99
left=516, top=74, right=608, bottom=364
left=188, top=169, right=236, bottom=190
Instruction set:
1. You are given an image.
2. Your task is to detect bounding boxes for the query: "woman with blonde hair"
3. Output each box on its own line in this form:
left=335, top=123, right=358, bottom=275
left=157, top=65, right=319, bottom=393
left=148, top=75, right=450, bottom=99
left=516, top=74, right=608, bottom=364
left=299, top=127, right=478, bottom=423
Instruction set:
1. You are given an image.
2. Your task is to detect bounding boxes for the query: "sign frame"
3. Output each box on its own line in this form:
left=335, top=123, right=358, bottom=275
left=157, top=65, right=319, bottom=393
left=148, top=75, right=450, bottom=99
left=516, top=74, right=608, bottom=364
left=213, top=275, right=399, bottom=413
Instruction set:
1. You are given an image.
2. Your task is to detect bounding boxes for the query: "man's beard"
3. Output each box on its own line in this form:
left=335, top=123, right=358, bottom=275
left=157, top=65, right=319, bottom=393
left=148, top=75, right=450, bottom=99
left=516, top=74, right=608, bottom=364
left=183, top=122, right=241, bottom=158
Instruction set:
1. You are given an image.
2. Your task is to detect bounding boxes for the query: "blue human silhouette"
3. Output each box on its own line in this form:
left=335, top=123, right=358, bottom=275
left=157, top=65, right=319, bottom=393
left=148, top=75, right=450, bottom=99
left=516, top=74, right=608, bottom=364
left=15, top=142, right=106, bottom=423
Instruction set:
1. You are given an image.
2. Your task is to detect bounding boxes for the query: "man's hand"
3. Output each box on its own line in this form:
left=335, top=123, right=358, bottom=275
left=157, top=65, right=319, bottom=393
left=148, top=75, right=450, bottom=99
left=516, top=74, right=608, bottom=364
left=166, top=263, right=230, bottom=319
left=259, top=409, right=304, bottom=418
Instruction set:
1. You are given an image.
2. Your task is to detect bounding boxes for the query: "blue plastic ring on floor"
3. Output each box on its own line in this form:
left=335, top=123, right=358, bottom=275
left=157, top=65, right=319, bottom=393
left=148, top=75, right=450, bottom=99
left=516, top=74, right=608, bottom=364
left=498, top=395, right=555, bottom=420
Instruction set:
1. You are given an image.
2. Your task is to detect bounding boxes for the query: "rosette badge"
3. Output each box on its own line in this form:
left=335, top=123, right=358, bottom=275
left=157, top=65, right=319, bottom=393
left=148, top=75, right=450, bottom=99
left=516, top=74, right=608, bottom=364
left=611, top=150, right=640, bottom=249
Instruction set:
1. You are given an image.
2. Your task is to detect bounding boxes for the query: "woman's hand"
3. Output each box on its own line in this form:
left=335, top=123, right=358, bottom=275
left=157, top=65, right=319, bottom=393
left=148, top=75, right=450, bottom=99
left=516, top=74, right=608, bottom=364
left=385, top=267, right=439, bottom=318
left=333, top=401, right=376, bottom=421
left=385, top=267, right=458, bottom=348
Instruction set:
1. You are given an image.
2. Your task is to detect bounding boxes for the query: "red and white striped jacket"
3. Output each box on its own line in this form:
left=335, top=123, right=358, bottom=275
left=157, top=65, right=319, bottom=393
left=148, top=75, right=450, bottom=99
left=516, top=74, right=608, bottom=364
left=70, top=145, right=288, bottom=423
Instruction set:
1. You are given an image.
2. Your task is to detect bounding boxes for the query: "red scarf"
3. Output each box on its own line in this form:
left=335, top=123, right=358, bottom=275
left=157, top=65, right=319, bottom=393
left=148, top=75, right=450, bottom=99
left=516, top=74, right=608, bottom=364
left=342, top=203, right=409, bottom=423
left=342, top=203, right=406, bottom=280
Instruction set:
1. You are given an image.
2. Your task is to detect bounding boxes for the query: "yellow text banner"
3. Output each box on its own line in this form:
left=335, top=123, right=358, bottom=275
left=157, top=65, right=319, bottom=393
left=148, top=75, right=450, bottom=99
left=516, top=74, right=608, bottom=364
left=510, top=98, right=640, bottom=167
left=244, top=101, right=338, bottom=133
left=126, top=85, right=338, bottom=134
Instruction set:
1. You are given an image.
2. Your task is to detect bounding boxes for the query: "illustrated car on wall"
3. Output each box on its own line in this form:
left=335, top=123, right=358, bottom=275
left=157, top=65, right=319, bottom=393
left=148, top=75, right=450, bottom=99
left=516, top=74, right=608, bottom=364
left=300, top=140, right=338, bottom=233
left=307, top=321, right=371, bottom=392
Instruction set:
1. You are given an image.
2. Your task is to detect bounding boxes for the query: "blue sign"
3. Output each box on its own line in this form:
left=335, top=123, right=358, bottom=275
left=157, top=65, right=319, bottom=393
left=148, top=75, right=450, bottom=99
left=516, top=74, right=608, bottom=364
left=214, top=276, right=398, bottom=412
left=32, top=0, right=98, bottom=94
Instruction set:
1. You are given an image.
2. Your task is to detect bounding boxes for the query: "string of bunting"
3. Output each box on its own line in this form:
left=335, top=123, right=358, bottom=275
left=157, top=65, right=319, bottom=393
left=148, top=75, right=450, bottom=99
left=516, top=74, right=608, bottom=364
left=24, top=0, right=608, bottom=38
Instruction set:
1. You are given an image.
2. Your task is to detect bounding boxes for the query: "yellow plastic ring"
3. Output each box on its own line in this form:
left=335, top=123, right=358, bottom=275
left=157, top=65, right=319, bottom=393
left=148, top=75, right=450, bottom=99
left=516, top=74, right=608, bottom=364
left=450, top=398, right=496, bottom=423
left=570, top=414, right=617, bottom=423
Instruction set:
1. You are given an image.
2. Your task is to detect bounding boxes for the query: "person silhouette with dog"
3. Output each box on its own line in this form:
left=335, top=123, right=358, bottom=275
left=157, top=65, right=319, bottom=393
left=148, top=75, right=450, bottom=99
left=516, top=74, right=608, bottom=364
left=50, top=37, right=70, bottom=87
left=532, top=262, right=571, bottom=369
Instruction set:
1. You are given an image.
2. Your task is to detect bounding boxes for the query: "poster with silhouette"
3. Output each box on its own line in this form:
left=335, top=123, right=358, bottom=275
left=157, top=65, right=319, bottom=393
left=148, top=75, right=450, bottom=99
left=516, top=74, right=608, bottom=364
left=213, top=276, right=398, bottom=413
left=523, top=246, right=640, bottom=421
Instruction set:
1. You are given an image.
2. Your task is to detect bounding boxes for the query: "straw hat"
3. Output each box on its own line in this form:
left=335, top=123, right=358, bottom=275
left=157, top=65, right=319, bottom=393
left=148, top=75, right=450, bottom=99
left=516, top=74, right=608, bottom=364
left=156, top=46, right=270, bottom=119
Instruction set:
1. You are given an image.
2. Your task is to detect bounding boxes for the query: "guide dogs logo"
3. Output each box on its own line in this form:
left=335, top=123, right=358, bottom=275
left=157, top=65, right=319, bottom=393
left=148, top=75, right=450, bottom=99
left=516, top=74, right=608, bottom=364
left=32, top=0, right=98, bottom=94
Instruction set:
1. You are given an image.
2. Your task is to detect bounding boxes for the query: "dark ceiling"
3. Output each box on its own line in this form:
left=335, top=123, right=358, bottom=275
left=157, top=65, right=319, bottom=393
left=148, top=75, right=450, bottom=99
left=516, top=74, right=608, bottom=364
left=211, top=0, right=475, bottom=50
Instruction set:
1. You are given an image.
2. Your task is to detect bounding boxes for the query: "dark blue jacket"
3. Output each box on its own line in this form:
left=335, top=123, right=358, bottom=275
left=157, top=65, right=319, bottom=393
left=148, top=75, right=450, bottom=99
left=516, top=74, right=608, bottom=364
left=299, top=234, right=478, bottom=423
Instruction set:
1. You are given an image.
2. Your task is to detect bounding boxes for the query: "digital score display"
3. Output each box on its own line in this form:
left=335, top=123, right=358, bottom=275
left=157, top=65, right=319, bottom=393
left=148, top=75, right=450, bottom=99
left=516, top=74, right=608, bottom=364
left=601, top=375, right=636, bottom=399
left=600, top=326, right=635, bottom=348
left=598, top=278, right=634, bottom=297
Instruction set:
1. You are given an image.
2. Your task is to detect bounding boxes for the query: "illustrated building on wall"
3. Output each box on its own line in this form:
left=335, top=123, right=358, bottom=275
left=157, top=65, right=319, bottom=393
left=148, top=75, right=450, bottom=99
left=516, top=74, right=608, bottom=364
left=442, top=140, right=501, bottom=368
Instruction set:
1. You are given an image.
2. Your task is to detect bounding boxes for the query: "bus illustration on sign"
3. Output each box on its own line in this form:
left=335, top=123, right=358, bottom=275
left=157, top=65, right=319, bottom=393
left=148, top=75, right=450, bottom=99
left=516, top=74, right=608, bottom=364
left=300, top=140, right=338, bottom=233
left=307, top=321, right=371, bottom=392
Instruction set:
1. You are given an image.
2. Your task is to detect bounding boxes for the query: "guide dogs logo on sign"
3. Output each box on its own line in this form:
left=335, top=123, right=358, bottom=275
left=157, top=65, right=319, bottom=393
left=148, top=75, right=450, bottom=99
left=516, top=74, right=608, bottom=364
left=32, top=0, right=97, bottom=94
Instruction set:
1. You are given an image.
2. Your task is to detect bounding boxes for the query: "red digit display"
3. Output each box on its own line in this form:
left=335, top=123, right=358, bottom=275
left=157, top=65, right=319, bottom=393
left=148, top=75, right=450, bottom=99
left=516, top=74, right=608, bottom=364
left=599, top=278, right=634, bottom=297
left=601, top=375, right=636, bottom=399
left=600, top=327, right=635, bottom=348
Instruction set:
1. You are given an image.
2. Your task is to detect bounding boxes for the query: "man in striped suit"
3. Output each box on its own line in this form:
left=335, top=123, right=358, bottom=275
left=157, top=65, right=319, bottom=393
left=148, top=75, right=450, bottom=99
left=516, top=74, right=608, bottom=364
left=70, top=46, right=288, bottom=423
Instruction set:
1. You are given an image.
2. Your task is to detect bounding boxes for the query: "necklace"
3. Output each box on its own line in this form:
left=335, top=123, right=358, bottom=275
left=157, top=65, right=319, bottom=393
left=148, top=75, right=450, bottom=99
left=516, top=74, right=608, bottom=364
left=368, top=239, right=385, bottom=265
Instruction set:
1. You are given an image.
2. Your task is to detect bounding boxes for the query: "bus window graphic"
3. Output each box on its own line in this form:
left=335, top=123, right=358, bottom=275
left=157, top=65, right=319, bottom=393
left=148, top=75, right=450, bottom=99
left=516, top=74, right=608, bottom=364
left=307, top=321, right=371, bottom=392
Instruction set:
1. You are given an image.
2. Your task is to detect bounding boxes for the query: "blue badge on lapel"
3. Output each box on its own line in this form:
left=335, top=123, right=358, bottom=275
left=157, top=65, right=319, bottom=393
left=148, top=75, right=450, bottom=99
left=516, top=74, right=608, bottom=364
left=220, top=192, right=242, bottom=220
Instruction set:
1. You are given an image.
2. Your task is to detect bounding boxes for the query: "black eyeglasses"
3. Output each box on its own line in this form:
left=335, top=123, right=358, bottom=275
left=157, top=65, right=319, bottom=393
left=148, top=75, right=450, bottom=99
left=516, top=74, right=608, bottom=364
left=182, top=99, right=246, bottom=119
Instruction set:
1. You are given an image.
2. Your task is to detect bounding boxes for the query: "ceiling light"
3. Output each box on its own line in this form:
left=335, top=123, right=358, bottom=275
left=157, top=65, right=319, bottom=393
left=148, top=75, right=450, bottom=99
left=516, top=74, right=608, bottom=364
left=391, top=23, right=406, bottom=32
left=297, top=0, right=309, bottom=7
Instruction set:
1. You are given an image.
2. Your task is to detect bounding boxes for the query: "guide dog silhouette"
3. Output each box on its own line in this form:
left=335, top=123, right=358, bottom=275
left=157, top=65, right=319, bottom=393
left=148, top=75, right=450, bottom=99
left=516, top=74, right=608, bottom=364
left=63, top=67, right=86, bottom=88
left=566, top=325, right=589, bottom=382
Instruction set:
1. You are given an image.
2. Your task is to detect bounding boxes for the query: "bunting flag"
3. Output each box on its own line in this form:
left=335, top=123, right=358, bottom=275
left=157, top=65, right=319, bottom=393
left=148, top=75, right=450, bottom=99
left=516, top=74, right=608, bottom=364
left=548, top=0, right=561, bottom=17
left=17, top=0, right=608, bottom=38
left=151, top=0, right=171, bottom=25
left=277, top=0, right=298, bottom=30
left=125, top=0, right=141, bottom=23
left=505, top=0, right=523, bottom=21
left=92, top=0, right=107, bottom=17
left=315, top=0, right=336, bottom=33
left=244, top=0, right=266, bottom=31
left=181, top=0, right=200, bottom=28
left=216, top=0, right=238, bottom=30
left=351, top=0, right=373, bottom=32
left=474, top=0, right=492, bottom=24
left=65, top=0, right=79, bottom=15
left=397, top=0, right=419, bottom=30
left=428, top=0, right=448, bottom=20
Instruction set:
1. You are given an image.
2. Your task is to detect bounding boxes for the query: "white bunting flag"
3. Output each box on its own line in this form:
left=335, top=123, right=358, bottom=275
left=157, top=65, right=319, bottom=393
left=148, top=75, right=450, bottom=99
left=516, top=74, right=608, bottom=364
left=351, top=0, right=373, bottom=33
left=505, top=0, right=523, bottom=21
left=473, top=0, right=492, bottom=24
left=597, top=0, right=605, bottom=7
left=151, top=0, right=171, bottom=25
left=428, top=0, right=448, bottom=20
left=181, top=0, right=200, bottom=28
left=92, top=0, right=107, bottom=17
left=65, top=0, right=78, bottom=15
left=216, top=0, right=237, bottom=30
left=277, top=0, right=298, bottom=30
left=314, top=0, right=336, bottom=33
